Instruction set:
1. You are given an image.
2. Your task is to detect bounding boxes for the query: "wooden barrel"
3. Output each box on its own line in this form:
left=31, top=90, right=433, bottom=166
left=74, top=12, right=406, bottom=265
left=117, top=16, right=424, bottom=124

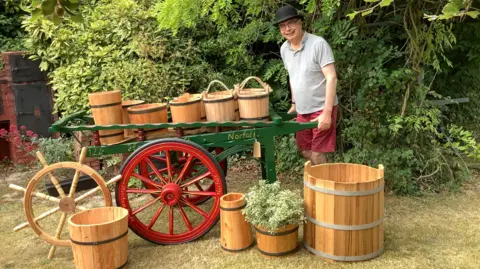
left=220, top=193, right=254, bottom=253
left=88, top=90, right=124, bottom=145
left=68, top=207, right=129, bottom=269
left=236, top=76, right=272, bottom=122
left=121, top=100, right=145, bottom=137
left=127, top=103, right=168, bottom=135
left=203, top=80, right=236, bottom=122
left=170, top=93, right=202, bottom=123
left=192, top=93, right=207, bottom=121
left=303, top=162, right=385, bottom=262
left=255, top=224, right=299, bottom=257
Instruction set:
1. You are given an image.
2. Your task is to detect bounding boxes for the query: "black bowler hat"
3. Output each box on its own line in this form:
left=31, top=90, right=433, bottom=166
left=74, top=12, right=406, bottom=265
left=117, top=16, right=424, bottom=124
left=274, top=5, right=303, bottom=25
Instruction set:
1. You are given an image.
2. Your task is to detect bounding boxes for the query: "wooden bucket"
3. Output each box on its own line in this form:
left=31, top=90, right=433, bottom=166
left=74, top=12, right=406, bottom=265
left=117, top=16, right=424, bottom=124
left=121, top=100, right=145, bottom=137
left=203, top=80, right=236, bottom=122
left=192, top=93, right=207, bottom=121
left=127, top=103, right=168, bottom=136
left=88, top=90, right=124, bottom=145
left=68, top=207, right=129, bottom=269
left=236, top=76, right=272, bottom=121
left=303, top=162, right=385, bottom=262
left=205, top=91, right=239, bottom=121
left=255, top=224, right=299, bottom=257
left=170, top=93, right=202, bottom=123
left=220, top=193, right=254, bottom=253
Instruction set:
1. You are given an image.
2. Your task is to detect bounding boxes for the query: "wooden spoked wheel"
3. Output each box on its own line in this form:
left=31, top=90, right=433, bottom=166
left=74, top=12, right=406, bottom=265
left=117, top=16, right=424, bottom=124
left=23, top=162, right=112, bottom=248
left=116, top=138, right=227, bottom=245
left=140, top=147, right=227, bottom=205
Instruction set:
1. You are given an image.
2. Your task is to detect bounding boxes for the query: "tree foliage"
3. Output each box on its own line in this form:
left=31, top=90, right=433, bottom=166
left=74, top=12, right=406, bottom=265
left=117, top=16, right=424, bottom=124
left=17, top=0, right=480, bottom=194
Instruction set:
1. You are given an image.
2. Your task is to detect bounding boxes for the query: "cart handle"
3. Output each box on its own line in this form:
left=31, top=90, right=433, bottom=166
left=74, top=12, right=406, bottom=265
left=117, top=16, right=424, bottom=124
left=235, top=76, right=272, bottom=94
left=49, top=110, right=88, bottom=131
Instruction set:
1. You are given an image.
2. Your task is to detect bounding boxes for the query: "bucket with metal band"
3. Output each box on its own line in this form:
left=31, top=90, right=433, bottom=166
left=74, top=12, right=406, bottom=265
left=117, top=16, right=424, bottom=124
left=170, top=93, right=202, bottom=124
left=121, top=100, right=145, bottom=137
left=236, top=76, right=272, bottom=122
left=220, top=193, right=254, bottom=253
left=68, top=207, right=129, bottom=269
left=88, top=90, right=124, bottom=145
left=303, top=162, right=385, bottom=262
left=203, top=80, right=236, bottom=122
left=255, top=224, right=299, bottom=257
left=192, top=93, right=207, bottom=121
left=127, top=103, right=168, bottom=135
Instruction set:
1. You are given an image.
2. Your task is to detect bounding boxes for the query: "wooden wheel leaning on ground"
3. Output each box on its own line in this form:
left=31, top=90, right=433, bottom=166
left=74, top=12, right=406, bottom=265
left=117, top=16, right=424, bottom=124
left=9, top=148, right=122, bottom=259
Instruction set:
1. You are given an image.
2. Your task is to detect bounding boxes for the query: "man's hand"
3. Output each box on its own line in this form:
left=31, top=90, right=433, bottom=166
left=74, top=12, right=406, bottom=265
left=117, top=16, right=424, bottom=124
left=287, top=104, right=296, bottom=114
left=311, top=112, right=331, bottom=131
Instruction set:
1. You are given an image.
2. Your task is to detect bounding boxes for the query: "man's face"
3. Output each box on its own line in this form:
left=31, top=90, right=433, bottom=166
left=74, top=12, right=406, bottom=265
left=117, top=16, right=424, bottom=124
left=278, top=18, right=301, bottom=42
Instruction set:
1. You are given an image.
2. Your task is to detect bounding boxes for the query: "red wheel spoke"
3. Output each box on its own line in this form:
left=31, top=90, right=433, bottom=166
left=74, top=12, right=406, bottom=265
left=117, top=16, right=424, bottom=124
left=150, top=155, right=166, bottom=162
left=168, top=206, right=174, bottom=235
left=181, top=198, right=208, bottom=219
left=145, top=157, right=168, bottom=185
left=183, top=191, right=216, bottom=196
left=194, top=182, right=204, bottom=191
left=149, top=167, right=168, bottom=176
left=177, top=204, right=193, bottom=231
left=132, top=172, right=163, bottom=188
left=180, top=171, right=211, bottom=188
left=127, top=188, right=162, bottom=194
left=165, top=150, right=173, bottom=181
left=175, top=155, right=195, bottom=184
left=147, top=204, right=165, bottom=230
left=132, top=196, right=162, bottom=215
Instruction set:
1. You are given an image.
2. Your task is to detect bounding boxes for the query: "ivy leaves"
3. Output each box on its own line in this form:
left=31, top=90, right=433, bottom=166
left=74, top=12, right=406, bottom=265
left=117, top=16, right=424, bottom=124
left=25, top=0, right=83, bottom=24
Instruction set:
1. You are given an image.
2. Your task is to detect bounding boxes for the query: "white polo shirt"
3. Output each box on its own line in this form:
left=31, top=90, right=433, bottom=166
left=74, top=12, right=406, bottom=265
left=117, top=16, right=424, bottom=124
left=280, top=32, right=338, bottom=114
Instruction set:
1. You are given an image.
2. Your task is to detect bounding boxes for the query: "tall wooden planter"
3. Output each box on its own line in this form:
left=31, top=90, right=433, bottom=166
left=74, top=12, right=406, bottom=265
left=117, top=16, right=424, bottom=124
left=220, top=193, right=254, bottom=253
left=303, top=162, right=385, bottom=262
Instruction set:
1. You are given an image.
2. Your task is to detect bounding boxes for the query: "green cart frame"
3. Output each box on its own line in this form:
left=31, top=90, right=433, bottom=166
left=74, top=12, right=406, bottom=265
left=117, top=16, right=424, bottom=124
left=48, top=107, right=317, bottom=245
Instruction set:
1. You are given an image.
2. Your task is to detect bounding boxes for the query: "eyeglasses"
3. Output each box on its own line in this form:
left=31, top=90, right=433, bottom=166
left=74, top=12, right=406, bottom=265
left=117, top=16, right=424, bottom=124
left=279, top=19, right=299, bottom=30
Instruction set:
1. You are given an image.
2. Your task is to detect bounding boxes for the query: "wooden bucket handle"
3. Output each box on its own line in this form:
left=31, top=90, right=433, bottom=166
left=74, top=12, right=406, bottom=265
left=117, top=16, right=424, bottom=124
left=236, top=76, right=272, bottom=94
left=205, top=80, right=234, bottom=97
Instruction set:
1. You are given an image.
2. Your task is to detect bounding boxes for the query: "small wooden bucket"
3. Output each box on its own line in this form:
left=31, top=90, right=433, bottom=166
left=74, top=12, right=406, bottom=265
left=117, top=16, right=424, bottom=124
left=203, top=80, right=236, bottom=122
left=192, top=93, right=207, bottom=121
left=205, top=91, right=239, bottom=121
left=220, top=193, right=254, bottom=253
left=68, top=207, right=129, bottom=269
left=170, top=93, right=202, bottom=123
left=121, top=100, right=145, bottom=137
left=88, top=90, right=124, bottom=145
left=127, top=103, right=168, bottom=135
left=255, top=224, right=299, bottom=257
left=303, top=162, right=385, bottom=262
left=236, top=76, right=272, bottom=121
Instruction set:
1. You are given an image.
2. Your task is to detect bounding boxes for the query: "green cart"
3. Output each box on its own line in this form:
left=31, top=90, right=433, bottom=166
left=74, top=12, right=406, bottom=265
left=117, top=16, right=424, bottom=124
left=48, top=108, right=316, bottom=245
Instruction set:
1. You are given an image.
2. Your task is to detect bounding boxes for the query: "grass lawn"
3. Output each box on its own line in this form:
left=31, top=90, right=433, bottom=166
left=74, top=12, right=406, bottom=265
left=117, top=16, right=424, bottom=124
left=1, top=160, right=479, bottom=269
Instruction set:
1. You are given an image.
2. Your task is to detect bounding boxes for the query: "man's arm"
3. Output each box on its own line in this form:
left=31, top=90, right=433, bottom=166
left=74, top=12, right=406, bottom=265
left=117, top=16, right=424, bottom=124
left=321, top=63, right=337, bottom=117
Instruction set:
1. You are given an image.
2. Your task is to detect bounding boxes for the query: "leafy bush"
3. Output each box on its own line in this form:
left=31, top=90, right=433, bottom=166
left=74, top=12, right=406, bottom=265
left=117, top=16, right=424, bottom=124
left=242, top=180, right=305, bottom=232
left=22, top=0, right=213, bottom=115
left=32, top=137, right=75, bottom=165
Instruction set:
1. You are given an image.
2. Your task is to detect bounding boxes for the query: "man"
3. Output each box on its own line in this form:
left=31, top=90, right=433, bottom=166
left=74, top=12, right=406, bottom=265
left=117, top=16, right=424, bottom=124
left=276, top=4, right=339, bottom=165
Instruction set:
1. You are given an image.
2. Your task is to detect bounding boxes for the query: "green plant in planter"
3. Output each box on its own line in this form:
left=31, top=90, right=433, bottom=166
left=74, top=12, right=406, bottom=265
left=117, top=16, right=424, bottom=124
left=242, top=180, right=305, bottom=233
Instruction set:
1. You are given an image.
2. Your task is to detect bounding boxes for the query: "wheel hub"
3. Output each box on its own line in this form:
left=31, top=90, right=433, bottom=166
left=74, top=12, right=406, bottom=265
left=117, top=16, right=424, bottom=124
left=161, top=183, right=182, bottom=206
left=59, top=197, right=76, bottom=213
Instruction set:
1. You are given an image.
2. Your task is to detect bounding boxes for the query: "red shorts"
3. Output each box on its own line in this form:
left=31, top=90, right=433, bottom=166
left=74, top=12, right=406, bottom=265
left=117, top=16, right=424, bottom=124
left=295, top=105, right=338, bottom=153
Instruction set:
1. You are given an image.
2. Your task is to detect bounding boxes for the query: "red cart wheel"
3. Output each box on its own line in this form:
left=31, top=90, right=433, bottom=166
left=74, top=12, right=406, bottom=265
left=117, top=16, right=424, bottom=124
left=116, top=138, right=227, bottom=245
left=139, top=147, right=227, bottom=205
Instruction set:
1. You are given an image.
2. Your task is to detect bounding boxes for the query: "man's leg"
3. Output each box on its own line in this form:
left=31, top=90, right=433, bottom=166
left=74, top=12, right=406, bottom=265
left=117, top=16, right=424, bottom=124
left=310, top=106, right=338, bottom=165
left=301, top=149, right=312, bottom=160
left=310, top=152, right=327, bottom=164
left=295, top=113, right=313, bottom=159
